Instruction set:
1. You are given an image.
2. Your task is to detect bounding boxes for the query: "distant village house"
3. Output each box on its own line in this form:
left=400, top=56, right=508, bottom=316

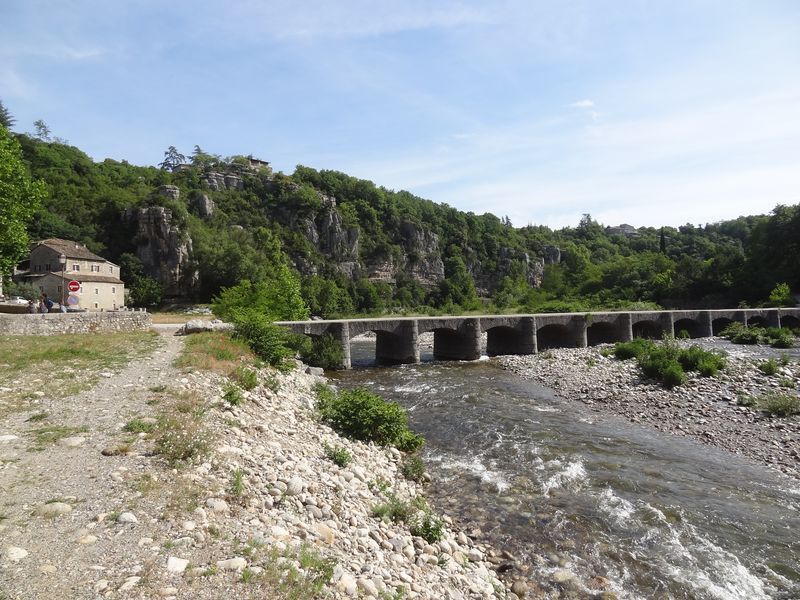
left=16, top=238, right=125, bottom=311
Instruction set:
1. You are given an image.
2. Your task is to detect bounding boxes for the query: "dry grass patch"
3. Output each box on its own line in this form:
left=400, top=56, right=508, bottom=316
left=174, top=331, right=256, bottom=376
left=153, top=389, right=212, bottom=468
left=150, top=313, right=215, bottom=325
left=0, top=331, right=160, bottom=416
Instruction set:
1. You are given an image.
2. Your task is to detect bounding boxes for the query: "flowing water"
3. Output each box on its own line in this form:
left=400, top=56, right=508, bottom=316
left=330, top=339, right=800, bottom=599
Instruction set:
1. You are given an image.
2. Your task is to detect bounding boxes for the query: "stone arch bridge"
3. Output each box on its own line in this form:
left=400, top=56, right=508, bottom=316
left=276, top=308, right=800, bottom=369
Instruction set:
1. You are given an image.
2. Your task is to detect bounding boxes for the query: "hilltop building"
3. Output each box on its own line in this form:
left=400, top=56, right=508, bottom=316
left=605, top=224, right=640, bottom=238
left=16, top=238, right=125, bottom=311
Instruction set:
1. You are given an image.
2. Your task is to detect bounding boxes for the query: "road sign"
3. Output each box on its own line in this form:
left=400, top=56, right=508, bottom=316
left=67, top=280, right=81, bottom=293
left=67, top=294, right=79, bottom=306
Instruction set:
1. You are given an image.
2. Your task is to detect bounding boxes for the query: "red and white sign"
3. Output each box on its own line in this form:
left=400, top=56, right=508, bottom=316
left=67, top=280, right=81, bottom=293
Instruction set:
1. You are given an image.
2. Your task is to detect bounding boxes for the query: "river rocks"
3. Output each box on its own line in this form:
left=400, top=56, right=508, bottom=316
left=116, top=511, right=138, bottom=524
left=216, top=557, right=247, bottom=571
left=500, top=340, right=800, bottom=481
left=166, top=556, right=189, bottom=573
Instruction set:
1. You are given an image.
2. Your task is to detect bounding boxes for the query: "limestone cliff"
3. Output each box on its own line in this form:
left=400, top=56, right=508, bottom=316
left=122, top=206, right=196, bottom=296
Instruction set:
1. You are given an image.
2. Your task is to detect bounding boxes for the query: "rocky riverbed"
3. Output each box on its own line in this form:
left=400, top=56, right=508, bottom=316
left=0, top=328, right=519, bottom=599
left=499, top=340, right=800, bottom=481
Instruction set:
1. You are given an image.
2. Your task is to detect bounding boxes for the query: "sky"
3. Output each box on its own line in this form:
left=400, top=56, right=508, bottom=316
left=2, top=0, right=799, bottom=229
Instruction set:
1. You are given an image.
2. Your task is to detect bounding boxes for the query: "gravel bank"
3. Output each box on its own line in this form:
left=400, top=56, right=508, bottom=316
left=499, top=341, right=800, bottom=481
left=0, top=328, right=517, bottom=599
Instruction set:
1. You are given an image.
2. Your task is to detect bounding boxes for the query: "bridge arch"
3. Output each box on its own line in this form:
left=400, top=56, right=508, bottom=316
left=780, top=315, right=800, bottom=330
left=486, top=325, right=535, bottom=357
left=632, top=319, right=664, bottom=339
left=712, top=317, right=735, bottom=336
left=747, top=315, right=767, bottom=328
left=537, top=324, right=575, bottom=350
left=586, top=322, right=619, bottom=346
left=673, top=318, right=703, bottom=339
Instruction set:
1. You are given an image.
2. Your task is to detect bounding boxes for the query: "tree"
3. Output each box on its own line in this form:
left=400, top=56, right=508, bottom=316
left=159, top=145, right=186, bottom=170
left=33, top=119, right=51, bottom=141
left=0, top=125, right=46, bottom=284
left=768, top=282, right=795, bottom=307
left=0, top=100, right=14, bottom=128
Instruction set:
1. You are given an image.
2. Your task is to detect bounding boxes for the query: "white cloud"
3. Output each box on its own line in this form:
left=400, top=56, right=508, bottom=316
left=570, top=99, right=594, bottom=109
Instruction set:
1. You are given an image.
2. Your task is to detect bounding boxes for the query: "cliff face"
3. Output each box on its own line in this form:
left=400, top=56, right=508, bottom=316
left=123, top=206, right=196, bottom=296
left=399, top=222, right=445, bottom=287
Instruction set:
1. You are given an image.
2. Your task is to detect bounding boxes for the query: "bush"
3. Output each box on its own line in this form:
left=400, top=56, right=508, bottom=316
left=223, top=383, right=244, bottom=406
left=678, top=346, right=726, bottom=376
left=660, top=362, right=687, bottom=388
left=758, top=391, right=800, bottom=416
left=300, top=333, right=344, bottom=370
left=758, top=359, right=779, bottom=376
left=613, top=339, right=654, bottom=360
left=409, top=511, right=444, bottom=543
left=323, top=443, right=352, bottom=467
left=401, top=455, right=426, bottom=482
left=232, top=311, right=295, bottom=369
left=766, top=328, right=795, bottom=349
left=316, top=387, right=424, bottom=451
left=720, top=322, right=764, bottom=345
left=232, top=366, right=258, bottom=390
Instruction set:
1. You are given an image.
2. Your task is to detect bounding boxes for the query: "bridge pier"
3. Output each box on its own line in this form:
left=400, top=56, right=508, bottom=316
left=434, top=318, right=482, bottom=361
left=573, top=316, right=588, bottom=348
left=699, top=311, right=714, bottom=337
left=328, top=322, right=351, bottom=369
left=375, top=322, right=420, bottom=365
left=619, top=313, right=633, bottom=342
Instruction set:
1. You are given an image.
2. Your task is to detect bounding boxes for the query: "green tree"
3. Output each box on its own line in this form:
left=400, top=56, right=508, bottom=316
left=0, top=100, right=14, bottom=128
left=159, top=145, right=186, bottom=170
left=0, top=126, right=46, bottom=281
left=33, top=119, right=51, bottom=141
left=768, top=282, right=795, bottom=307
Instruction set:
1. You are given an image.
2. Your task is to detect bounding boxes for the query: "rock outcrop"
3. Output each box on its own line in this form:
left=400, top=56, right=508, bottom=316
left=203, top=171, right=243, bottom=191
left=189, top=193, right=215, bottom=219
left=123, top=206, right=196, bottom=296
left=399, top=222, right=445, bottom=287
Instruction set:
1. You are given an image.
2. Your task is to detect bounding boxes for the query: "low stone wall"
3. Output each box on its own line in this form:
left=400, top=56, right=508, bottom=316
left=0, top=312, right=152, bottom=336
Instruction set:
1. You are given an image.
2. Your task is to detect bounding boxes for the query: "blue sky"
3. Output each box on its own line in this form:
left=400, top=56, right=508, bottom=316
left=2, top=1, right=799, bottom=228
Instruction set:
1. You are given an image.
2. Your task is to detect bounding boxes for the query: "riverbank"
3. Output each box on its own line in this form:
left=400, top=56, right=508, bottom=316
left=499, top=340, right=800, bottom=481
left=0, top=329, right=516, bottom=599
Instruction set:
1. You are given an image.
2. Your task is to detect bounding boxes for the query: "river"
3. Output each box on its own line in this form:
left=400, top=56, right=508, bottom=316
left=330, top=339, right=800, bottom=599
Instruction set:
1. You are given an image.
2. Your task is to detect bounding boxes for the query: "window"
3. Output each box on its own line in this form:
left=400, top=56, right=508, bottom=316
left=73, top=264, right=80, bottom=271
left=112, top=287, right=116, bottom=294
left=94, top=303, right=99, bottom=309
left=109, top=266, right=114, bottom=274
left=45, top=263, right=51, bottom=271
left=95, top=288, right=99, bottom=295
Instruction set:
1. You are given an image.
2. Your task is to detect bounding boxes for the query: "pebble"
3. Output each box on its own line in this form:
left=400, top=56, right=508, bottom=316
left=116, top=511, right=138, bottom=524
left=216, top=557, right=247, bottom=571
left=118, top=576, right=141, bottom=591
left=166, top=556, right=189, bottom=574
left=5, top=546, right=28, bottom=562
left=58, top=436, right=86, bottom=447
left=206, top=498, right=229, bottom=513
left=0, top=434, right=19, bottom=443
left=37, top=502, right=73, bottom=517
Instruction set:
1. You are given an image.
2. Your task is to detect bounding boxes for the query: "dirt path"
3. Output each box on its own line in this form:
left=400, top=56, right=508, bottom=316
left=0, top=325, right=185, bottom=599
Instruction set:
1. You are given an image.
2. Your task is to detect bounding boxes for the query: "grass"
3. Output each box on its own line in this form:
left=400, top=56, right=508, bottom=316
left=400, top=455, right=426, bottom=482
left=758, top=359, right=779, bottom=376
left=323, top=443, right=353, bottom=467
left=149, top=313, right=215, bottom=325
left=174, top=331, right=256, bottom=376
left=153, top=390, right=212, bottom=468
left=28, top=425, right=88, bottom=450
left=123, top=418, right=156, bottom=434
left=223, top=383, right=245, bottom=406
left=232, top=365, right=258, bottom=390
left=372, top=492, right=443, bottom=543
left=0, top=331, right=159, bottom=416
left=613, top=338, right=726, bottom=388
left=230, top=469, right=246, bottom=497
left=758, top=391, right=800, bottom=417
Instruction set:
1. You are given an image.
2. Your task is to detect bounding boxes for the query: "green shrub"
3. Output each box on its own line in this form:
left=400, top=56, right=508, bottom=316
left=372, top=493, right=416, bottom=523
left=401, top=455, right=426, bottom=482
left=409, top=511, right=443, bottom=543
left=223, top=383, right=244, bottom=406
left=766, top=328, right=795, bottom=349
left=123, top=418, right=156, bottom=434
left=779, top=354, right=791, bottom=367
left=323, top=443, right=352, bottom=467
left=678, top=346, right=726, bottom=376
left=737, top=394, right=758, bottom=407
left=613, top=339, right=654, bottom=360
left=232, top=366, right=258, bottom=390
left=316, top=387, right=424, bottom=452
left=660, top=362, right=687, bottom=388
left=230, top=468, right=245, bottom=497
left=720, top=322, right=763, bottom=345
left=300, top=333, right=345, bottom=370
left=758, top=359, right=779, bottom=376
left=758, top=391, right=800, bottom=416
left=232, top=311, right=295, bottom=369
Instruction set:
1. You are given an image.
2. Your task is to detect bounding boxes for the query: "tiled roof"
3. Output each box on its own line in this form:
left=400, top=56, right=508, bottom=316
left=34, top=238, right=108, bottom=262
left=37, top=272, right=124, bottom=285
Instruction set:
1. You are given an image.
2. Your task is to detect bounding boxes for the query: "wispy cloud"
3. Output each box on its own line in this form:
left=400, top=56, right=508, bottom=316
left=570, top=99, right=594, bottom=109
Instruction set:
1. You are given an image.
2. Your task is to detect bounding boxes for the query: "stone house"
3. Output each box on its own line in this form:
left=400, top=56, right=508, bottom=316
left=18, top=238, right=125, bottom=311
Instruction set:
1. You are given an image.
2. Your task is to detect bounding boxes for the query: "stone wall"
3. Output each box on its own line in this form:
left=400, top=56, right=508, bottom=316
left=0, top=312, right=152, bottom=336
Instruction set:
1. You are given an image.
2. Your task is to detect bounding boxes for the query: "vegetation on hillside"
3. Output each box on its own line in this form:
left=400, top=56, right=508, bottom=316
left=6, top=126, right=799, bottom=315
